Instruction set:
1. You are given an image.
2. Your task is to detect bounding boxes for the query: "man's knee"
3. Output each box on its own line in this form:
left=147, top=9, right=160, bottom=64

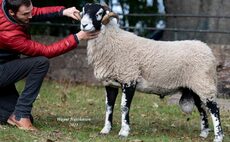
left=35, top=56, right=50, bottom=69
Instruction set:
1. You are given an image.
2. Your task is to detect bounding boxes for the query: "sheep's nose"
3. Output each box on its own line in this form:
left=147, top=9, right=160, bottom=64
left=82, top=24, right=88, bottom=28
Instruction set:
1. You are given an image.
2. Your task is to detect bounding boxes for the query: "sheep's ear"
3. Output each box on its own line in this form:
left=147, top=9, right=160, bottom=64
left=80, top=7, right=85, bottom=17
left=80, top=12, right=83, bottom=18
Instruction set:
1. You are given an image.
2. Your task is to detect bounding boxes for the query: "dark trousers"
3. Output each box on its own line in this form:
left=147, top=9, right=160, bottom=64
left=0, top=56, right=49, bottom=122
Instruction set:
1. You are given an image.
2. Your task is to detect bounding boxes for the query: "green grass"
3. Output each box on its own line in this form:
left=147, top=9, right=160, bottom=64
left=0, top=80, right=229, bottom=142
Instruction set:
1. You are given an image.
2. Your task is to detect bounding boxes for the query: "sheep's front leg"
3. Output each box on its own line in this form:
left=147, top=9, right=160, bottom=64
left=206, top=100, right=224, bottom=142
left=119, top=83, right=136, bottom=137
left=100, top=86, right=118, bottom=135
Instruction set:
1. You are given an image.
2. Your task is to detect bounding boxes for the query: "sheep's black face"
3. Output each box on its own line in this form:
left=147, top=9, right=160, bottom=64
left=81, top=3, right=106, bottom=32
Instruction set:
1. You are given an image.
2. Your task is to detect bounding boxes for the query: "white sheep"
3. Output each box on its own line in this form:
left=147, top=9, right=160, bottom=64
left=80, top=3, right=224, bottom=142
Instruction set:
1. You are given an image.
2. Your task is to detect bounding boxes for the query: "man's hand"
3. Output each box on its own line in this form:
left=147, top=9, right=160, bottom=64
left=63, top=7, right=81, bottom=20
left=76, top=31, right=100, bottom=41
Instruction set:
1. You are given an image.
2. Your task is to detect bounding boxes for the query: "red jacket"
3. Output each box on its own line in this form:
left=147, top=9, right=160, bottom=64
left=0, top=0, right=78, bottom=63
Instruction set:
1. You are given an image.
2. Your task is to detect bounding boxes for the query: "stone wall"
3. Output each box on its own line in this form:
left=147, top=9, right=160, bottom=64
left=164, top=0, right=230, bottom=44
left=32, top=35, right=230, bottom=97
left=212, top=44, right=230, bottom=97
left=32, top=36, right=99, bottom=85
left=47, top=46, right=99, bottom=85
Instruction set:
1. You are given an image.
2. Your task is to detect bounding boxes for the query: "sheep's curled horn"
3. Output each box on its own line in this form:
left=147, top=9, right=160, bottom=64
left=101, top=4, right=119, bottom=25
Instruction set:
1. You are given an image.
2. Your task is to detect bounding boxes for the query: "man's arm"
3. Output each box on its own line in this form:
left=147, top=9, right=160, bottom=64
left=32, top=6, right=81, bottom=21
left=0, top=31, right=99, bottom=58
left=1, top=31, right=77, bottom=58
left=31, top=6, right=65, bottom=21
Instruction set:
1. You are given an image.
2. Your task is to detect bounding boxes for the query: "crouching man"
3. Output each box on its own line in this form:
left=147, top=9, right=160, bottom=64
left=0, top=0, right=99, bottom=131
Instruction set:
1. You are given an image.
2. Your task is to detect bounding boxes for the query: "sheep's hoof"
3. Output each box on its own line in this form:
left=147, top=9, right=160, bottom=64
left=199, top=128, right=210, bottom=138
left=118, top=127, right=130, bottom=138
left=99, top=132, right=110, bottom=136
left=100, top=126, right=111, bottom=135
left=213, top=134, right=224, bottom=142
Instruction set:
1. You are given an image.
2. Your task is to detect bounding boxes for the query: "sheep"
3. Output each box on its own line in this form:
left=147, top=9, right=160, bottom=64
left=80, top=3, right=224, bottom=142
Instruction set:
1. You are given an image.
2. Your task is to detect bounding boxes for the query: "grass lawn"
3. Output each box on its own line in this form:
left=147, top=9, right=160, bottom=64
left=0, top=80, right=229, bottom=142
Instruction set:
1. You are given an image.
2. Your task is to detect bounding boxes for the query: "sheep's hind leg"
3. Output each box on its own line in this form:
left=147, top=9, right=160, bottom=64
left=192, top=92, right=210, bottom=138
left=100, top=86, right=119, bottom=135
left=119, top=83, right=136, bottom=137
left=206, top=99, right=224, bottom=142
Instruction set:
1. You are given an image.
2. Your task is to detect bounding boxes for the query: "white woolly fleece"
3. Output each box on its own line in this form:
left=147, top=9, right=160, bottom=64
left=87, top=19, right=217, bottom=102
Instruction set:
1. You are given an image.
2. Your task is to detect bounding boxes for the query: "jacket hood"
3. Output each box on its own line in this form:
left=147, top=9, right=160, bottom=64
left=0, top=0, right=23, bottom=32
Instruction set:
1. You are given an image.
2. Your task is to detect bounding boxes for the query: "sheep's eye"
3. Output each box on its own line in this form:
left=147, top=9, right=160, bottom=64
left=81, top=7, right=85, bottom=16
left=95, top=8, right=104, bottom=20
left=96, top=12, right=103, bottom=17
